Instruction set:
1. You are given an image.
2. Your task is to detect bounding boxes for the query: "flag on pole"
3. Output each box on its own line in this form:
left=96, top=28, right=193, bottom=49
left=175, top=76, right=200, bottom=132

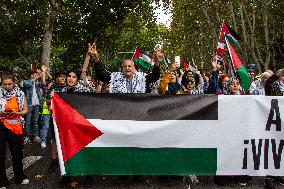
left=219, top=21, right=241, bottom=46
left=225, top=37, right=251, bottom=93
left=132, top=48, right=152, bottom=72
left=214, top=21, right=241, bottom=64
left=30, top=64, right=36, bottom=73
left=182, top=59, right=189, bottom=69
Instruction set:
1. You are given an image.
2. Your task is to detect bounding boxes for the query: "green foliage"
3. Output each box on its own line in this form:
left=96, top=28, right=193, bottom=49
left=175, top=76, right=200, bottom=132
left=169, top=0, right=284, bottom=71
left=0, top=0, right=171, bottom=75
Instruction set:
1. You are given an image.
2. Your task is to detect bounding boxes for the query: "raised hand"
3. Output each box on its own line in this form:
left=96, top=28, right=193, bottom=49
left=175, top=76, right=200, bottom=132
left=50, top=90, right=55, bottom=98
left=180, top=69, right=185, bottom=76
left=88, top=43, right=99, bottom=62
left=196, top=70, right=201, bottom=76
left=156, top=51, right=164, bottom=62
left=203, top=72, right=209, bottom=81
left=169, top=62, right=179, bottom=72
left=191, top=58, right=197, bottom=69
left=212, top=60, right=221, bottom=71
left=41, top=65, right=47, bottom=72
left=152, top=51, right=164, bottom=66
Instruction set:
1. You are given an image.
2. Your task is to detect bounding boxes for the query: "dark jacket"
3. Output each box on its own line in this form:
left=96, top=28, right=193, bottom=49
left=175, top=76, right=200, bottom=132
left=265, top=74, right=279, bottom=96
left=269, top=81, right=284, bottom=96
left=92, top=60, right=160, bottom=93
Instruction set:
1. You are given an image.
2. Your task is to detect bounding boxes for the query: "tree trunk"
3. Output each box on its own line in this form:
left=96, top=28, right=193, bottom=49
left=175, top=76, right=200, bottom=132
left=229, top=1, right=238, bottom=33
left=262, top=5, right=271, bottom=70
left=239, top=3, right=249, bottom=66
left=272, top=20, right=276, bottom=71
left=243, top=2, right=262, bottom=73
left=41, top=4, right=54, bottom=72
left=201, top=6, right=218, bottom=44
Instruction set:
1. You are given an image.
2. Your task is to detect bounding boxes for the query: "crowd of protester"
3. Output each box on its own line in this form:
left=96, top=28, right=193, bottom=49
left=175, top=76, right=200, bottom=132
left=0, top=42, right=284, bottom=189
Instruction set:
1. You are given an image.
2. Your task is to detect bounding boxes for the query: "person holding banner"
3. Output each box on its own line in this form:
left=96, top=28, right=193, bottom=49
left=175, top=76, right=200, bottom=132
left=88, top=43, right=161, bottom=93
left=264, top=68, right=284, bottom=189
left=62, top=70, right=90, bottom=93
left=249, top=72, right=271, bottom=95
left=269, top=68, right=284, bottom=96
left=46, top=71, right=66, bottom=173
left=87, top=43, right=163, bottom=183
left=220, top=77, right=251, bottom=186
left=53, top=69, right=91, bottom=187
left=207, top=60, right=230, bottom=95
left=182, top=70, right=205, bottom=95
left=0, top=72, right=29, bottom=189
left=158, top=63, right=183, bottom=95
left=223, top=77, right=246, bottom=95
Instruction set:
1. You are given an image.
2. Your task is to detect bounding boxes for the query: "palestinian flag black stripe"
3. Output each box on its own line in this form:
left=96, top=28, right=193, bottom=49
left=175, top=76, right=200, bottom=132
left=57, top=93, right=218, bottom=120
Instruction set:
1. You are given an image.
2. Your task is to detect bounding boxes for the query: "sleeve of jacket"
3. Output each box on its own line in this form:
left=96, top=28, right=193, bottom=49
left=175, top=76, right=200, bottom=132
left=91, top=59, right=111, bottom=83
left=157, top=72, right=171, bottom=94
left=146, top=65, right=160, bottom=85
left=207, top=71, right=218, bottom=94
left=22, top=80, right=33, bottom=88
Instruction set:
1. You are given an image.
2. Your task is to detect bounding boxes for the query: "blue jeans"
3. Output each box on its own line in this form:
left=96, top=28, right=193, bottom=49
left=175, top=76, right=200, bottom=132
left=24, top=105, right=40, bottom=137
left=41, top=114, right=51, bottom=144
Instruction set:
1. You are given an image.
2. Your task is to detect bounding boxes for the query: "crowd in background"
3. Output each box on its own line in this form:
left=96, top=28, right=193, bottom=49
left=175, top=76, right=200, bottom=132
left=0, top=42, right=284, bottom=189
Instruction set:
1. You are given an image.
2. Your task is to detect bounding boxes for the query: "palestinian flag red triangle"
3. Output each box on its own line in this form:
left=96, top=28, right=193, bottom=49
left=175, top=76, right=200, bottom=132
left=52, top=93, right=103, bottom=162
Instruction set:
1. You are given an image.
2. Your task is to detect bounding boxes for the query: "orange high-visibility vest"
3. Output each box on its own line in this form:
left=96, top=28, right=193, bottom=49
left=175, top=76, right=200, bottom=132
left=0, top=96, right=23, bottom=134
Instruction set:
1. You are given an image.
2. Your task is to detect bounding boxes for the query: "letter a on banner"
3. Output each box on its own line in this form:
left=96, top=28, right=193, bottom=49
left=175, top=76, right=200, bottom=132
left=266, top=99, right=282, bottom=131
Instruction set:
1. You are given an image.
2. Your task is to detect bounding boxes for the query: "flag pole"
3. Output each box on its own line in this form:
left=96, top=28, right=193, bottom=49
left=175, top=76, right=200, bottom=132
left=225, top=36, right=246, bottom=93
left=225, top=36, right=237, bottom=77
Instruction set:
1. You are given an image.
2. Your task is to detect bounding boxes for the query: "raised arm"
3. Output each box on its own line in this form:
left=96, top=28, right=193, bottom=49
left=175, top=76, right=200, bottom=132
left=88, top=43, right=111, bottom=82
left=81, top=43, right=94, bottom=82
left=146, top=51, right=163, bottom=84
left=207, top=61, right=221, bottom=94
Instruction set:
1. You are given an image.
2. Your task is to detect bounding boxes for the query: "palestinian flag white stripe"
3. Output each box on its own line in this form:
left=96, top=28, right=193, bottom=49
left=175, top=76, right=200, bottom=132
left=53, top=117, right=66, bottom=175
left=87, top=120, right=219, bottom=148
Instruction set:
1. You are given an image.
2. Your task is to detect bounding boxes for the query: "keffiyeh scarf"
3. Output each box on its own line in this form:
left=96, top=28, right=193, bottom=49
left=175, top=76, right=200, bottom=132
left=62, top=80, right=90, bottom=93
left=223, top=77, right=241, bottom=95
left=275, top=80, right=284, bottom=94
left=109, top=72, right=146, bottom=93
left=0, top=84, right=25, bottom=111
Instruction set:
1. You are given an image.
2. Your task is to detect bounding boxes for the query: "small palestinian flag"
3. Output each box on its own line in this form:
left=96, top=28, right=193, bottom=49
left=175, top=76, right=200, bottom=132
left=30, top=64, right=37, bottom=73
left=182, top=59, right=189, bottom=69
left=132, top=48, right=152, bottom=72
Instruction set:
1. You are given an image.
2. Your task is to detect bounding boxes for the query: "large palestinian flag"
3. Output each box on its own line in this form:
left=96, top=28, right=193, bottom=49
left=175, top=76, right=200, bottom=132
left=53, top=93, right=284, bottom=176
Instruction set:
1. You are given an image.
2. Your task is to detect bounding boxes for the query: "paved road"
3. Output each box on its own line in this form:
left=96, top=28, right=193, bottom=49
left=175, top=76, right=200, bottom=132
left=4, top=141, right=284, bottom=189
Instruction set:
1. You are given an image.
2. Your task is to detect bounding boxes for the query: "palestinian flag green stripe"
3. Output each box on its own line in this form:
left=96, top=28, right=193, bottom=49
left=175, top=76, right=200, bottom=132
left=133, top=57, right=151, bottom=72
left=132, top=48, right=152, bottom=72
left=64, top=147, right=217, bottom=176
left=236, top=65, right=251, bottom=93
